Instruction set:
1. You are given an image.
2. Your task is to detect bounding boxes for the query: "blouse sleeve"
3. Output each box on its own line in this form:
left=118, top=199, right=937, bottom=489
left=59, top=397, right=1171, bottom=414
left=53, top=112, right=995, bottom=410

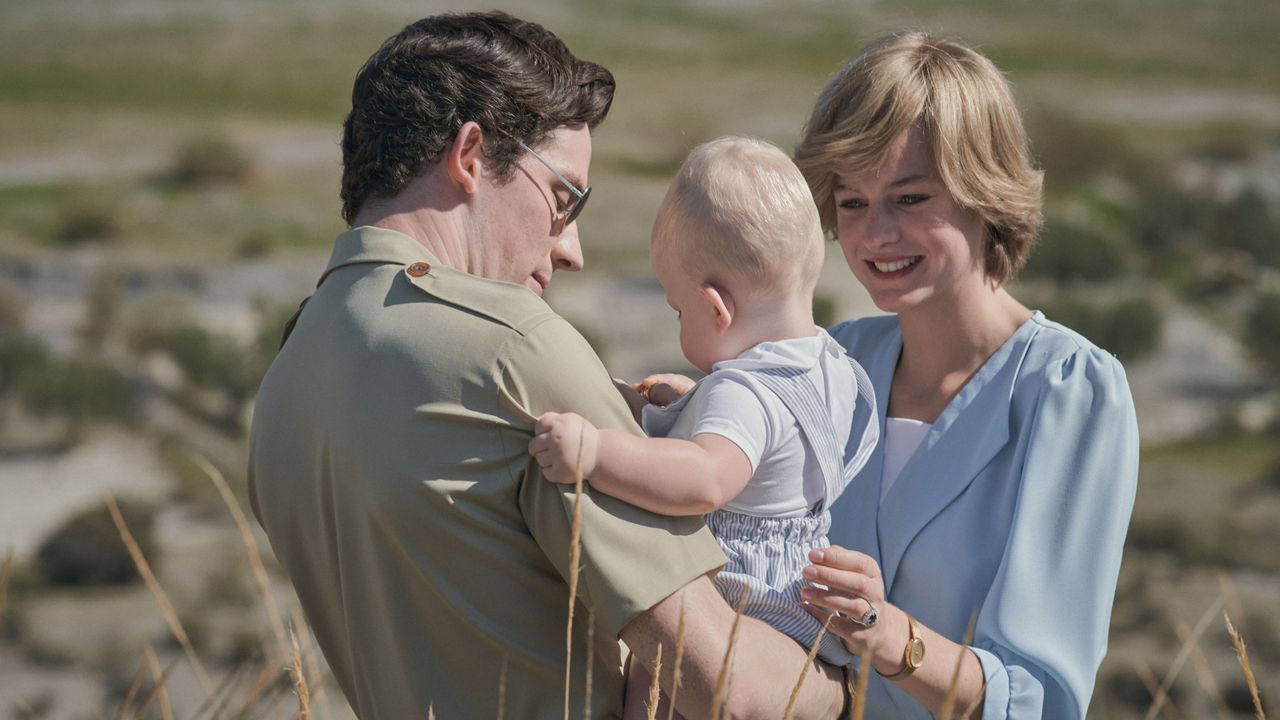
left=970, top=346, right=1140, bottom=720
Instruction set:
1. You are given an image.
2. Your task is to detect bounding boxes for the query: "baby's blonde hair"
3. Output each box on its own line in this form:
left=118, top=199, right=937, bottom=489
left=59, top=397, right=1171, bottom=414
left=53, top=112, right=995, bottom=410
left=653, top=136, right=825, bottom=297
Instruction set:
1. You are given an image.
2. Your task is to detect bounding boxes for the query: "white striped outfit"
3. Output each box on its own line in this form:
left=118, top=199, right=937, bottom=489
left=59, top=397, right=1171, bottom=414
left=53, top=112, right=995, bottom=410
left=641, top=329, right=877, bottom=665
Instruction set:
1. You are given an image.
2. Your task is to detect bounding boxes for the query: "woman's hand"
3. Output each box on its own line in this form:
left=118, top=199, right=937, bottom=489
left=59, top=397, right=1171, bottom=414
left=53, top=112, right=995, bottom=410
left=800, top=546, right=907, bottom=675
left=637, top=373, right=696, bottom=407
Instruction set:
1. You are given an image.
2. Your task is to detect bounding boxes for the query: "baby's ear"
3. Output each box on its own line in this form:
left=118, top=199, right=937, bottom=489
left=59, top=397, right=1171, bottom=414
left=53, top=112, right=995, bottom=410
left=700, top=284, right=734, bottom=333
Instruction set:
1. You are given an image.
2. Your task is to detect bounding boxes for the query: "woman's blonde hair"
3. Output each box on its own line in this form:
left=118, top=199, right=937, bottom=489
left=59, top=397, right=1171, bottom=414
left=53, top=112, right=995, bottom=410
left=653, top=136, right=825, bottom=297
left=794, top=31, right=1043, bottom=285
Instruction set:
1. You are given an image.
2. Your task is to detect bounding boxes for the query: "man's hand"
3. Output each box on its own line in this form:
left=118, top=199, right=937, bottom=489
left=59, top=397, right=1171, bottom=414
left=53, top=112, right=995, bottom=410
left=637, top=373, right=696, bottom=407
left=528, top=412, right=600, bottom=484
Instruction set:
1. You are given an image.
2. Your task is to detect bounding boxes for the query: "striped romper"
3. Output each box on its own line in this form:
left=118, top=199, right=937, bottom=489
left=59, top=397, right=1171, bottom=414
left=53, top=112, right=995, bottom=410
left=641, top=330, right=878, bottom=666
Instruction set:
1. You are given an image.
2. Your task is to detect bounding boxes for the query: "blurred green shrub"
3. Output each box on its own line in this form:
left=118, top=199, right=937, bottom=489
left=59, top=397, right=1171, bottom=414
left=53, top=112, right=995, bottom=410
left=129, top=322, right=255, bottom=401
left=36, top=502, right=155, bottom=586
left=165, top=136, right=251, bottom=188
left=1041, top=295, right=1164, bottom=364
left=0, top=279, right=25, bottom=331
left=54, top=202, right=120, bottom=245
left=15, top=356, right=131, bottom=423
left=0, top=333, right=47, bottom=397
left=1245, top=292, right=1280, bottom=379
left=1022, top=218, right=1130, bottom=282
left=1210, top=190, right=1279, bottom=268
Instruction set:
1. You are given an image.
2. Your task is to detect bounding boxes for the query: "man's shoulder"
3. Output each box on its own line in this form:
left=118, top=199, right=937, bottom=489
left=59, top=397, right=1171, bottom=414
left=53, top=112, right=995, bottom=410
left=399, top=263, right=562, bottom=336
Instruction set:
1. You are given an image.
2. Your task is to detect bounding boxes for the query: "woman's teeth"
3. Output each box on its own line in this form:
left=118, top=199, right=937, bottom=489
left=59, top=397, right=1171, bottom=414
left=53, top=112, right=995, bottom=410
left=873, top=257, right=919, bottom=273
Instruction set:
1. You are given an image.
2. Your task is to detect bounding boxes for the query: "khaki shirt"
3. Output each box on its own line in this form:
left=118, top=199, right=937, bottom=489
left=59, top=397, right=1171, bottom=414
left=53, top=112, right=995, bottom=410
left=249, top=227, right=725, bottom=719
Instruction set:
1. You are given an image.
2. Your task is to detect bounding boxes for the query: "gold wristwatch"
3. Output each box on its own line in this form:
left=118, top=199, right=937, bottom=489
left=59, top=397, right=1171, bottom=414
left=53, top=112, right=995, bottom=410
left=879, top=613, right=925, bottom=681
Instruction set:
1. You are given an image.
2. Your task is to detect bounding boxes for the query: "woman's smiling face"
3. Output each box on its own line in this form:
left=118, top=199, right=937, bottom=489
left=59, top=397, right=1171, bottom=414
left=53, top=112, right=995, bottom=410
left=832, top=126, right=990, bottom=315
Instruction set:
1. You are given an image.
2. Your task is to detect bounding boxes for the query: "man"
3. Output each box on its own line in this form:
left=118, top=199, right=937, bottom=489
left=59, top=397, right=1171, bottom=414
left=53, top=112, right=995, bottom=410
left=249, top=12, right=845, bottom=718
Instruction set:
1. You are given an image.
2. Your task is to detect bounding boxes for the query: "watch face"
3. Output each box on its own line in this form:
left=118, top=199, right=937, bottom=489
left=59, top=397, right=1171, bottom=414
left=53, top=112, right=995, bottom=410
left=908, top=638, right=926, bottom=667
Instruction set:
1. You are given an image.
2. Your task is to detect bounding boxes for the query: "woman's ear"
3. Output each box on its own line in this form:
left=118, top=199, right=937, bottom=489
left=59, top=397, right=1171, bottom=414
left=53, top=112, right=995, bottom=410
left=700, top=284, right=734, bottom=333
left=446, top=121, right=485, bottom=194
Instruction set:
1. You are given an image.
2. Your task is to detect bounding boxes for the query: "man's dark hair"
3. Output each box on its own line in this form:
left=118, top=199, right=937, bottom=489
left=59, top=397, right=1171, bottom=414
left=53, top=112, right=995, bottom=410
left=340, top=11, right=616, bottom=224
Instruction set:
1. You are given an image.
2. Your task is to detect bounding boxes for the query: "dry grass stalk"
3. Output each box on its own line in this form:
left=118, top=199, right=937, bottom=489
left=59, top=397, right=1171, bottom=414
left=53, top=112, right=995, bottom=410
left=721, top=657, right=736, bottom=720
left=112, top=654, right=151, bottom=720
left=939, top=613, right=978, bottom=720
left=1143, top=593, right=1224, bottom=720
left=1225, top=612, right=1266, bottom=720
left=709, top=592, right=748, bottom=720
left=428, top=703, right=436, bottom=720
left=290, top=627, right=312, bottom=719
left=1174, top=621, right=1230, bottom=720
left=0, top=546, right=13, bottom=615
left=584, top=607, right=595, bottom=720
left=233, top=663, right=285, bottom=720
left=850, top=647, right=872, bottom=720
left=563, top=427, right=587, bottom=720
left=196, top=455, right=290, bottom=662
left=783, top=612, right=832, bottom=720
left=292, top=608, right=333, bottom=720
left=143, top=645, right=175, bottom=720
left=498, top=653, right=509, bottom=720
left=666, top=599, right=686, bottom=720
left=1135, top=659, right=1185, bottom=720
left=132, top=658, right=177, bottom=720
left=646, top=643, right=664, bottom=720
left=107, top=494, right=215, bottom=696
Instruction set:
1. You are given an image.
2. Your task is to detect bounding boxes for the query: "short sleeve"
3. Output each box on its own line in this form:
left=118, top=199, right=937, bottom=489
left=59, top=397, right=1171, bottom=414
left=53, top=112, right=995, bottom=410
left=688, top=373, right=772, bottom=472
left=971, top=347, right=1140, bottom=720
left=496, top=315, right=726, bottom=640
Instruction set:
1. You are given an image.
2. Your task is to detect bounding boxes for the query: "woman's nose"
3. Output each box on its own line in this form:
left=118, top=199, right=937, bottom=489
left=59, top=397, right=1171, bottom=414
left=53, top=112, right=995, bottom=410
left=864, top=202, right=899, bottom=248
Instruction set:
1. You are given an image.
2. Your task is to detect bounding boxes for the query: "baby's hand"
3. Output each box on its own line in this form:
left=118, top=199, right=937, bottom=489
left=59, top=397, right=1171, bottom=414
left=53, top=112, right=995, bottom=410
left=529, top=412, right=600, bottom=484
left=636, top=373, right=696, bottom=407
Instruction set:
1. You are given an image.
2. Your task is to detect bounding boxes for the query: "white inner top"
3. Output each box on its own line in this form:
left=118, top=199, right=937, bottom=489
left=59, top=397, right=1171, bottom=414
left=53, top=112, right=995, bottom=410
left=880, top=416, right=933, bottom=505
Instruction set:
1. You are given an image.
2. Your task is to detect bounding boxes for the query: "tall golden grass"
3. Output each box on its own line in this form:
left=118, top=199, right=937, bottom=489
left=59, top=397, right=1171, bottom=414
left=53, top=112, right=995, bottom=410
left=0, top=449, right=1260, bottom=719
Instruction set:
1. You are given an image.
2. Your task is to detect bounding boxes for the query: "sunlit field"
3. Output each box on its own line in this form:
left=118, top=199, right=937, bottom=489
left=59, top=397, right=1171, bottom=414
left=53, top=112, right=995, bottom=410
left=1, top=0, right=1278, bottom=717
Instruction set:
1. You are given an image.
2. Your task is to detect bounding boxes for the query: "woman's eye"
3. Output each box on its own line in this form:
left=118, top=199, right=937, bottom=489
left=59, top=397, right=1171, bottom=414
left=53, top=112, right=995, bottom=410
left=837, top=197, right=866, bottom=210
left=899, top=194, right=930, bottom=206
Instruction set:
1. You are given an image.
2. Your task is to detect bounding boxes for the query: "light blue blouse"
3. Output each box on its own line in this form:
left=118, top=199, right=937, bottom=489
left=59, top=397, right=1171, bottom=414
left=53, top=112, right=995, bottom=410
left=827, top=312, right=1139, bottom=720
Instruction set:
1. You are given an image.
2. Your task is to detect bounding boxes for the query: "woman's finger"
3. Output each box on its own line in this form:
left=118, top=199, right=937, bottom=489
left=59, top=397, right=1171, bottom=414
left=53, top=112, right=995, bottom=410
left=809, top=546, right=881, bottom=579
left=802, top=564, right=882, bottom=602
left=801, top=586, right=878, bottom=624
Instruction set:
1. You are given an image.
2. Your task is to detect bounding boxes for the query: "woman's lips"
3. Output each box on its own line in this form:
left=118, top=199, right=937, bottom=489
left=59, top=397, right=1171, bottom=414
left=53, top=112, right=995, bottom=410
left=866, top=255, right=922, bottom=277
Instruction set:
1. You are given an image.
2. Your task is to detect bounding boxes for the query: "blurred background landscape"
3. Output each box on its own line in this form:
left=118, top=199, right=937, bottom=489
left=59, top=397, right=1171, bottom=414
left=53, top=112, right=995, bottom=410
left=1, top=0, right=1278, bottom=717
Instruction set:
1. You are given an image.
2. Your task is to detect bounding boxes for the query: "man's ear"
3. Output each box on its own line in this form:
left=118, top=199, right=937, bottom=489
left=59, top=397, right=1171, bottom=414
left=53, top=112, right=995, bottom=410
left=700, top=284, right=734, bottom=333
left=446, top=121, right=486, bottom=194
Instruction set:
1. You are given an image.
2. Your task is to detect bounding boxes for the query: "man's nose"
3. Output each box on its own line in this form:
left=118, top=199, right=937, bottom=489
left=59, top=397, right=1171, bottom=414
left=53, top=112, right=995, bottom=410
left=552, top=223, right=585, bottom=272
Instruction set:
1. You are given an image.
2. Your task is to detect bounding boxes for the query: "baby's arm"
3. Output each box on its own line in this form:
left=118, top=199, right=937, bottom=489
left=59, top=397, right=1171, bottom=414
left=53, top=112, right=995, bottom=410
left=528, top=411, right=751, bottom=516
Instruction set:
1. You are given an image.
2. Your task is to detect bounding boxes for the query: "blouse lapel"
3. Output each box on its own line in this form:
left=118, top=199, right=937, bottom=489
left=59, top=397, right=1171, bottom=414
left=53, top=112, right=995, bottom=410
left=877, top=317, right=1043, bottom=593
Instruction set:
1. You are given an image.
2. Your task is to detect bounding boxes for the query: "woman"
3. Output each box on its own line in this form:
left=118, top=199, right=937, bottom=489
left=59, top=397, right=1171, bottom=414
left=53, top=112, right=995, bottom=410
left=792, top=32, right=1139, bottom=718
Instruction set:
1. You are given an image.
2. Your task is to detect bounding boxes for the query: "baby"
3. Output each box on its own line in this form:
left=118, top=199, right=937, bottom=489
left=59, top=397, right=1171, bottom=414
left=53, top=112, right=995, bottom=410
left=528, top=137, right=878, bottom=716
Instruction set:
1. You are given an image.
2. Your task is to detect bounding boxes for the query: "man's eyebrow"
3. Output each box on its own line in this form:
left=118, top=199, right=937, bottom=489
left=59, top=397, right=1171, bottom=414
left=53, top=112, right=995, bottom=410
left=561, top=171, right=587, bottom=192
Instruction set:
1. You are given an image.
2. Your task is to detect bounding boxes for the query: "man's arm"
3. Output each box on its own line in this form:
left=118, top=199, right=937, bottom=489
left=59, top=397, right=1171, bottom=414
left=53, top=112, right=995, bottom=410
left=622, top=573, right=846, bottom=720
left=530, top=411, right=752, bottom=516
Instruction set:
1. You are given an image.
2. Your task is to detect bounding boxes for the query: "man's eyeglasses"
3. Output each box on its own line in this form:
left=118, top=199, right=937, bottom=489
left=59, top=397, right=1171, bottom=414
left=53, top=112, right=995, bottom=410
left=513, top=138, right=592, bottom=230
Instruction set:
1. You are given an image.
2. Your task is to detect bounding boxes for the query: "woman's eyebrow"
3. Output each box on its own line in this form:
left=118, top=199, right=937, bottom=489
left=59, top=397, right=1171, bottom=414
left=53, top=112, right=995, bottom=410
left=889, top=173, right=929, bottom=188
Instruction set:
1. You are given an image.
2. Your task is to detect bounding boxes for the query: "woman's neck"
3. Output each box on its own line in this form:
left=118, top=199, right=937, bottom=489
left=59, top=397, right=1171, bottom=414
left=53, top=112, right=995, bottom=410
left=891, top=284, right=1031, bottom=419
